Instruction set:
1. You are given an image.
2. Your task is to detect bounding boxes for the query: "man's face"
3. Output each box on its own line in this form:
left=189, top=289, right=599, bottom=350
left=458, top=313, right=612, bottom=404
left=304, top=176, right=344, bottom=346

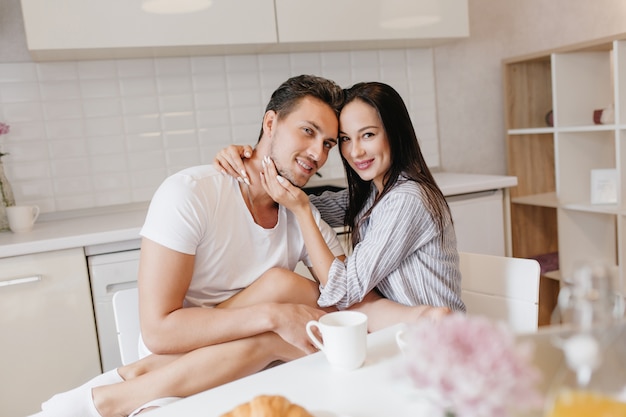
left=267, top=97, right=339, bottom=188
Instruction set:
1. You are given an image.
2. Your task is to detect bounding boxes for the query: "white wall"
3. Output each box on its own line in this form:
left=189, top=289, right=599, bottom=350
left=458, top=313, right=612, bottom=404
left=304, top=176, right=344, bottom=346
left=435, top=0, right=626, bottom=174
left=0, top=51, right=438, bottom=212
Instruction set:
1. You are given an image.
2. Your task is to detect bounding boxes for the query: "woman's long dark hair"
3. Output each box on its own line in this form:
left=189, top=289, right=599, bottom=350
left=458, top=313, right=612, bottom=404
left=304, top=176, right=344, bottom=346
left=340, top=82, right=452, bottom=245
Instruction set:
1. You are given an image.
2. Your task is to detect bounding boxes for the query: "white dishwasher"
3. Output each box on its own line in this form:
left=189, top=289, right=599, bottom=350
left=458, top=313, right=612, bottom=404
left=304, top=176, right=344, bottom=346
left=86, top=239, right=141, bottom=371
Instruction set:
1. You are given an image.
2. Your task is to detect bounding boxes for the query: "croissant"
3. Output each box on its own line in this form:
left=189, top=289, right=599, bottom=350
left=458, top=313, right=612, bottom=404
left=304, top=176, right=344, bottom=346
left=219, top=395, right=314, bottom=417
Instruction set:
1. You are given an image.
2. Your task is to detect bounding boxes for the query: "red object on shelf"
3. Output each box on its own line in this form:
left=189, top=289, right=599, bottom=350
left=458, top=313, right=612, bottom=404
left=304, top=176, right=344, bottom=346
left=530, top=252, right=559, bottom=275
left=594, top=109, right=603, bottom=124
left=545, top=110, right=553, bottom=127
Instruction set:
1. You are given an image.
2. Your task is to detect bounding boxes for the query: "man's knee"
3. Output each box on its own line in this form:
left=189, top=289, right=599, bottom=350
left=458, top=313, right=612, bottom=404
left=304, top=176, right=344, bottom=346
left=259, top=267, right=318, bottom=294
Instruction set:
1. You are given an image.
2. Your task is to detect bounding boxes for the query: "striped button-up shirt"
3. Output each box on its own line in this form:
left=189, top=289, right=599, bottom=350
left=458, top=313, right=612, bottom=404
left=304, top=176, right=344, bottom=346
left=310, top=180, right=464, bottom=312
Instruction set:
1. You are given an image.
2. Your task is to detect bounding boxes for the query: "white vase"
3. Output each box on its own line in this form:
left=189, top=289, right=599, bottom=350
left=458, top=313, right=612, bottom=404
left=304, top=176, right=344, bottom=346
left=0, top=157, right=15, bottom=231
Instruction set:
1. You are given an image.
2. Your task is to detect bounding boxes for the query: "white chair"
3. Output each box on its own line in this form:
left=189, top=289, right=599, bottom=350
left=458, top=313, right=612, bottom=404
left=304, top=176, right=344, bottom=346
left=459, top=251, right=541, bottom=333
left=112, top=287, right=141, bottom=365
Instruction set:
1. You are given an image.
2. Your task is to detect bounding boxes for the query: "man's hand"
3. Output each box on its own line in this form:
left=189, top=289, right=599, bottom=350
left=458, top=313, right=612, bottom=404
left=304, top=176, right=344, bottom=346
left=271, top=303, right=327, bottom=356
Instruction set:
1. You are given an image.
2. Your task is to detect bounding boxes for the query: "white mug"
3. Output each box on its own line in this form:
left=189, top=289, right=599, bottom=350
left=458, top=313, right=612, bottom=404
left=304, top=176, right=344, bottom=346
left=306, top=311, right=368, bottom=370
left=6, top=205, right=40, bottom=233
left=395, top=328, right=408, bottom=354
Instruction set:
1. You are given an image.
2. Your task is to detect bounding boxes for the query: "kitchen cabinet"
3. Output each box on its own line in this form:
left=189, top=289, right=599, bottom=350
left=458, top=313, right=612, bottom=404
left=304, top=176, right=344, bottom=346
left=275, top=0, right=468, bottom=45
left=20, top=0, right=278, bottom=60
left=503, top=35, right=626, bottom=325
left=0, top=248, right=101, bottom=416
left=447, top=189, right=507, bottom=256
left=20, top=0, right=468, bottom=61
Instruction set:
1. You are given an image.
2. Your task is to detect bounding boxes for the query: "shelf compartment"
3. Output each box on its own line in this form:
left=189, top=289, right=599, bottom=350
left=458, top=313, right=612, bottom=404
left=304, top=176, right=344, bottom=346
left=556, top=130, right=616, bottom=205
left=552, top=50, right=614, bottom=127
left=510, top=204, right=558, bottom=259
left=507, top=133, right=555, bottom=199
left=511, top=192, right=558, bottom=208
left=558, top=208, right=617, bottom=283
left=504, top=57, right=552, bottom=130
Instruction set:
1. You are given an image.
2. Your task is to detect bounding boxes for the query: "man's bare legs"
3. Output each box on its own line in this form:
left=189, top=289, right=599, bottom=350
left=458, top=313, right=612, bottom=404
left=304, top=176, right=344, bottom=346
left=94, top=332, right=303, bottom=416
left=117, top=268, right=324, bottom=381
left=243, top=268, right=452, bottom=333
left=217, top=267, right=327, bottom=310
left=90, top=269, right=321, bottom=417
left=241, top=268, right=451, bottom=332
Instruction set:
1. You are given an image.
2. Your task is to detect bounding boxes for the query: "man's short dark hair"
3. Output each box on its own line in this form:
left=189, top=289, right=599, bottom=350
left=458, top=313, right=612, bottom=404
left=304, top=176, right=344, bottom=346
left=258, top=75, right=344, bottom=140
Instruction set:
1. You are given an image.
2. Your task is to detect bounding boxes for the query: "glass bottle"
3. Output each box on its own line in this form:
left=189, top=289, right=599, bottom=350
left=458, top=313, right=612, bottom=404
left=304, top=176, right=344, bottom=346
left=545, top=262, right=626, bottom=417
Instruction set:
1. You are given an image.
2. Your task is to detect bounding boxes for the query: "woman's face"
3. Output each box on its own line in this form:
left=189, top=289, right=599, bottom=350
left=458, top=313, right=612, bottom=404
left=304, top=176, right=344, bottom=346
left=339, top=99, right=391, bottom=192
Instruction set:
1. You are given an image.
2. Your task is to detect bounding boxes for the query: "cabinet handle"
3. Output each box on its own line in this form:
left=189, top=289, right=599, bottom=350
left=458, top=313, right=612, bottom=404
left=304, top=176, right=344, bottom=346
left=0, top=275, right=42, bottom=287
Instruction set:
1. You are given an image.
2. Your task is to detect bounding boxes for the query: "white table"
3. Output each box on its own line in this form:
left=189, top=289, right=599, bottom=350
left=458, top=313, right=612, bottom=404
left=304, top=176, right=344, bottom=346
left=146, top=324, right=434, bottom=417
left=145, top=320, right=608, bottom=417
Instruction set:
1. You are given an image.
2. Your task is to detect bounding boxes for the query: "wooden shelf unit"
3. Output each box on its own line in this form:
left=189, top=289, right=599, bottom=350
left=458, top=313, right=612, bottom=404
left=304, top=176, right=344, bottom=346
left=503, top=35, right=626, bottom=326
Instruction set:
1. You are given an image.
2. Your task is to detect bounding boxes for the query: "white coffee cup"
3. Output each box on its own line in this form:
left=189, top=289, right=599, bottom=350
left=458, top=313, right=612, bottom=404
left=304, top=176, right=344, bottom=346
left=395, top=328, right=408, bottom=354
left=306, top=311, right=368, bottom=370
left=6, top=205, right=40, bottom=233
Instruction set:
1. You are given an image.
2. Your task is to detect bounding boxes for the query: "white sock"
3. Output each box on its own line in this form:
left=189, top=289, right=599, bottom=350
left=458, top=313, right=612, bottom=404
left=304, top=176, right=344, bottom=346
left=128, top=397, right=181, bottom=417
left=41, top=369, right=123, bottom=413
left=38, top=386, right=102, bottom=417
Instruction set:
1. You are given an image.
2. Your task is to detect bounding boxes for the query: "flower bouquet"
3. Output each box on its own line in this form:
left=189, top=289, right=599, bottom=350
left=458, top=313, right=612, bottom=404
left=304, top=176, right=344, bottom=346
left=398, top=313, right=543, bottom=417
left=0, top=122, right=15, bottom=231
left=0, top=123, right=9, bottom=136
left=0, top=122, right=10, bottom=161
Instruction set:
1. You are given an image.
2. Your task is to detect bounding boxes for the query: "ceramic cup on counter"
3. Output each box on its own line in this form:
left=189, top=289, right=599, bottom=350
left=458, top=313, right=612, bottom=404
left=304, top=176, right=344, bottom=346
left=306, top=311, right=367, bottom=371
left=6, top=205, right=40, bottom=233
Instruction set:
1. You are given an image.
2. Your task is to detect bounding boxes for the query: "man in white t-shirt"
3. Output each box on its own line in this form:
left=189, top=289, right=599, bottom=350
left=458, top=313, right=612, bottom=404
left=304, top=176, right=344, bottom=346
left=39, top=75, right=345, bottom=417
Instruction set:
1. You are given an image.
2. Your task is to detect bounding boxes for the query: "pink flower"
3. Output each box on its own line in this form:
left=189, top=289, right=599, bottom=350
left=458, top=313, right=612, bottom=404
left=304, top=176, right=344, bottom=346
left=0, top=122, right=9, bottom=136
left=399, top=314, right=543, bottom=417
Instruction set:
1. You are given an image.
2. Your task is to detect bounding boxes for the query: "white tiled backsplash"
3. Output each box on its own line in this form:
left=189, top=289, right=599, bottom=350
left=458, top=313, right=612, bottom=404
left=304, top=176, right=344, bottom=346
left=0, top=48, right=439, bottom=213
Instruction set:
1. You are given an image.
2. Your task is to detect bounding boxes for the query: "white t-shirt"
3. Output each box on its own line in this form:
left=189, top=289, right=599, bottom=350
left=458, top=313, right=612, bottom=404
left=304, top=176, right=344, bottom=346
left=140, top=165, right=344, bottom=308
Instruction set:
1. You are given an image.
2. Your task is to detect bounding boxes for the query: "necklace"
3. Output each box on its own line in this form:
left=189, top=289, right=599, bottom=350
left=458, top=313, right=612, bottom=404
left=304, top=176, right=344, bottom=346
left=241, top=182, right=279, bottom=228
left=242, top=183, right=257, bottom=223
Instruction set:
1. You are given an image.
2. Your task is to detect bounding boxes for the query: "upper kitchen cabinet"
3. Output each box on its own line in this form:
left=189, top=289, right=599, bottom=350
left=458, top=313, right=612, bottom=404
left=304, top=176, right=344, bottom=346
left=275, top=0, right=468, bottom=48
left=20, top=0, right=469, bottom=61
left=20, top=0, right=279, bottom=60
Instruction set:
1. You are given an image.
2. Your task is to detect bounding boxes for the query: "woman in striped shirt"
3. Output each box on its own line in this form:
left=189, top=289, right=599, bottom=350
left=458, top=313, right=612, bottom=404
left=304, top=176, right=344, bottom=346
left=217, top=82, right=464, bottom=330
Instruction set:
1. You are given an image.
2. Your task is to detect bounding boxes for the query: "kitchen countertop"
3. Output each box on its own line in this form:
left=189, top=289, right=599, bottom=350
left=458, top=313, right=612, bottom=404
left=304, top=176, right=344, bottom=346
left=433, top=172, right=517, bottom=196
left=306, top=172, right=518, bottom=196
left=0, top=172, right=516, bottom=259
left=0, top=202, right=149, bottom=258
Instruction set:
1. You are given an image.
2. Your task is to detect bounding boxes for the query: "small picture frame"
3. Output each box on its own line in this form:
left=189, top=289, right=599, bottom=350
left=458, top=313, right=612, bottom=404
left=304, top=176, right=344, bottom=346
left=591, top=169, right=618, bottom=204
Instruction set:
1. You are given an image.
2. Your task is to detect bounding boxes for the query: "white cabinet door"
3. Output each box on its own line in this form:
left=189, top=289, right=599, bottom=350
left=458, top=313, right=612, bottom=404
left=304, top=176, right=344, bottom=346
left=447, top=189, right=506, bottom=256
left=275, top=0, right=468, bottom=43
left=0, top=248, right=101, bottom=416
left=21, top=0, right=277, bottom=51
left=22, top=0, right=467, bottom=60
